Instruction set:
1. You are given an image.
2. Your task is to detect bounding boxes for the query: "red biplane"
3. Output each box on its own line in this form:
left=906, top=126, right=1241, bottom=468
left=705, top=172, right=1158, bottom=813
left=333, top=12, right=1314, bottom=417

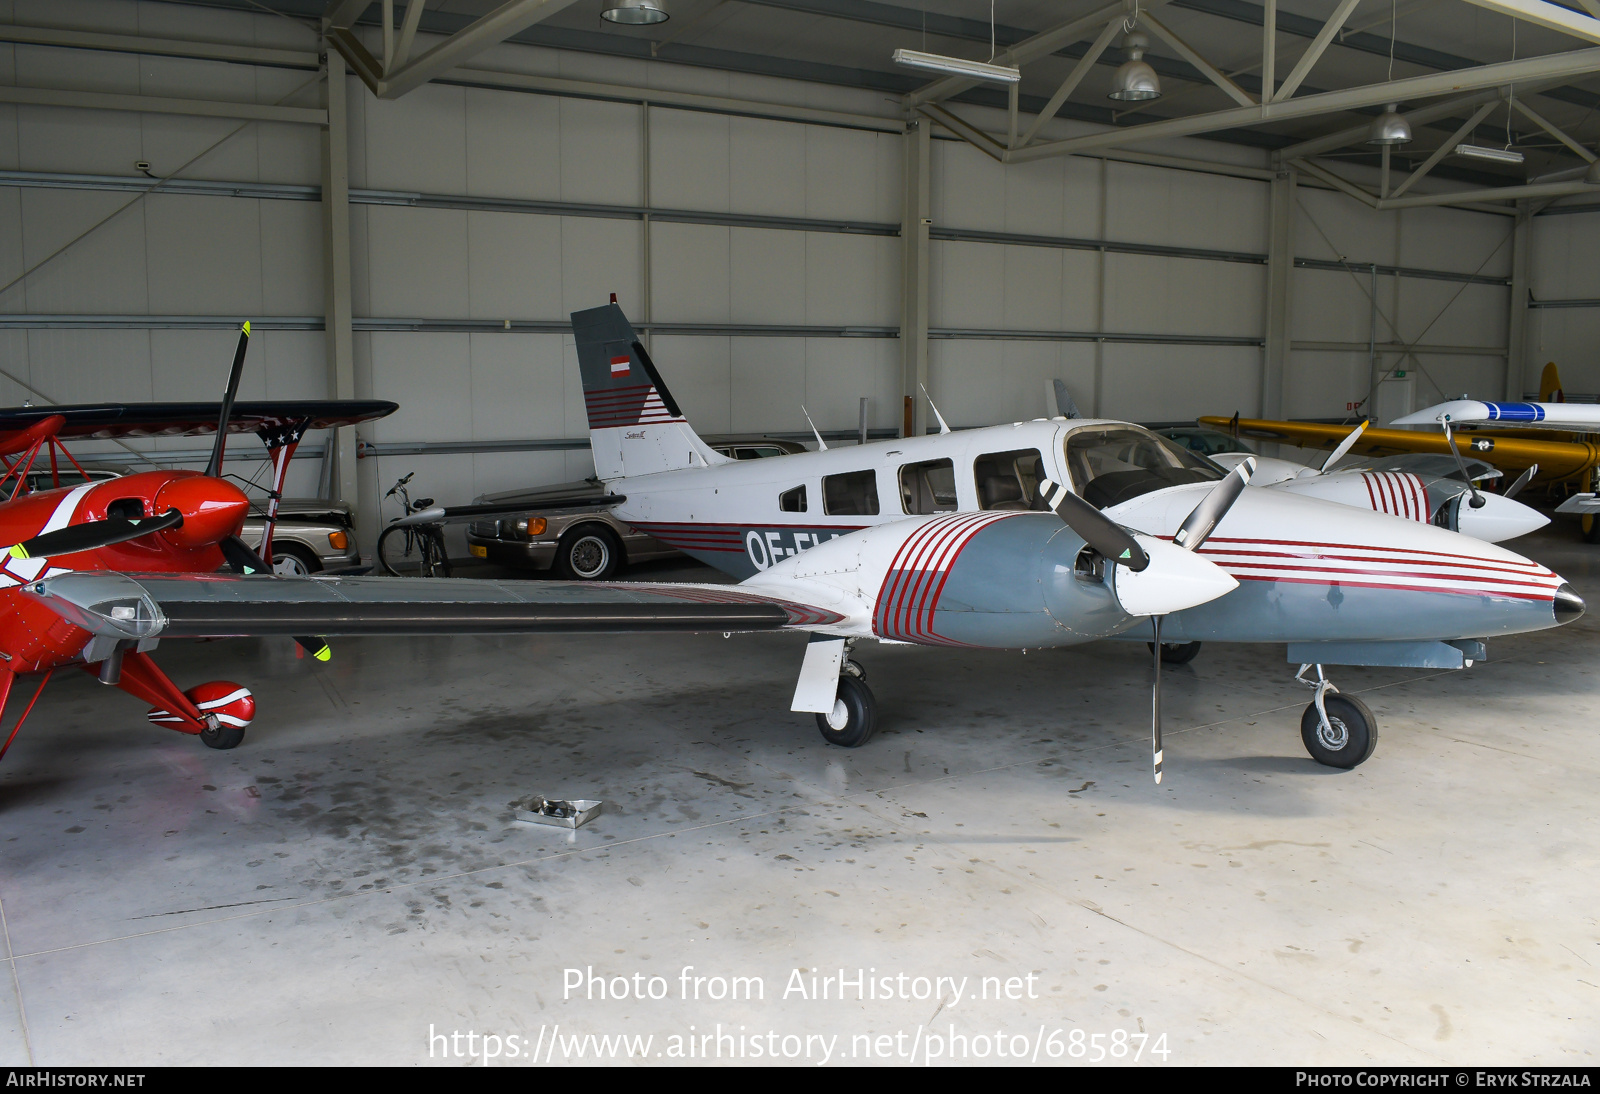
left=0, top=324, right=395, bottom=756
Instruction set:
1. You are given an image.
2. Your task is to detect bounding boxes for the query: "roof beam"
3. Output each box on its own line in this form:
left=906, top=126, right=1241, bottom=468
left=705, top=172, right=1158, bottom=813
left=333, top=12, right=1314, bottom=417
left=1016, top=18, right=1124, bottom=146
left=1456, top=0, right=1600, bottom=45
left=1010, top=47, right=1600, bottom=161
left=324, top=0, right=374, bottom=28
left=1271, top=0, right=1362, bottom=101
left=1275, top=83, right=1551, bottom=158
left=919, top=103, right=1007, bottom=161
left=1511, top=97, right=1598, bottom=161
left=0, top=23, right=319, bottom=68
left=1142, top=13, right=1256, bottom=106
left=327, top=0, right=585, bottom=99
left=904, top=1, right=1132, bottom=109
left=1388, top=100, right=1498, bottom=197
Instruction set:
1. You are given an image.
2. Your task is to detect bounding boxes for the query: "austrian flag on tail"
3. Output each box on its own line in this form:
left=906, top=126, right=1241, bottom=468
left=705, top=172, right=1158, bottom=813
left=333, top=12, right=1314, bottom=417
left=610, top=355, right=631, bottom=377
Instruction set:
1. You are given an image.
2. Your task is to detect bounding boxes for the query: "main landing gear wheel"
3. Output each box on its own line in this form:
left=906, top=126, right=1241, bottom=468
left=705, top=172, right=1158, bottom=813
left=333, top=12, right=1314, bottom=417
left=1300, top=693, right=1378, bottom=769
left=816, top=675, right=876, bottom=748
left=1148, top=640, right=1202, bottom=665
left=149, top=681, right=256, bottom=750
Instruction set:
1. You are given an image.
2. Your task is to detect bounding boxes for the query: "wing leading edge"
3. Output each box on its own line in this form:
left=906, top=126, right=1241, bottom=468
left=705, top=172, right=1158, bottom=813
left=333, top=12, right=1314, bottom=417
left=21, top=572, right=844, bottom=642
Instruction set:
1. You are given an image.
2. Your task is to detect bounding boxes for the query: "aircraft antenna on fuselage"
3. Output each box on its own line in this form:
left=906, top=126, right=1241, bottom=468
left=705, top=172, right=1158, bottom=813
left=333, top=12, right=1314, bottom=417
left=800, top=406, right=828, bottom=451
left=920, top=384, right=951, bottom=435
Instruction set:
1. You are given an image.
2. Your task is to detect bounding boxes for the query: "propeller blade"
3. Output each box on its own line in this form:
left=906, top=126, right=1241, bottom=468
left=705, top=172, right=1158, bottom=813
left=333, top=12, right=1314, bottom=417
left=205, top=321, right=251, bottom=479
left=1442, top=423, right=1487, bottom=509
left=1038, top=479, right=1149, bottom=572
left=1505, top=463, right=1537, bottom=500
left=1318, top=421, right=1367, bottom=474
left=1173, top=457, right=1255, bottom=552
left=1151, top=614, right=1164, bottom=785
left=218, top=535, right=330, bottom=660
left=219, top=533, right=272, bottom=575
left=8, top=509, right=182, bottom=560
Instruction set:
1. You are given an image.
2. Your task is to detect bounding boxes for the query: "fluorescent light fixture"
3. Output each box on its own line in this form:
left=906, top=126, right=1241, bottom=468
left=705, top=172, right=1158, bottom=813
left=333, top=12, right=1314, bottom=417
left=892, top=48, right=1020, bottom=85
left=1454, top=143, right=1525, bottom=164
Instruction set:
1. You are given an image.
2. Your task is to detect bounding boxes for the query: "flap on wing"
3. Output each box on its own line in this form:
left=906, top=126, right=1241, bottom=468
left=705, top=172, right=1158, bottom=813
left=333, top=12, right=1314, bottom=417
left=22, top=572, right=845, bottom=640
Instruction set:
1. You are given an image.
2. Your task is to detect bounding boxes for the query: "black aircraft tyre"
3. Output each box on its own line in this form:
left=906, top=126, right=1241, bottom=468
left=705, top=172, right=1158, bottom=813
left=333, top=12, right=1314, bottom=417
left=200, top=721, right=246, bottom=750
left=1300, top=693, right=1378, bottom=768
left=1148, top=640, right=1202, bottom=665
left=556, top=524, right=622, bottom=581
left=816, top=675, right=877, bottom=748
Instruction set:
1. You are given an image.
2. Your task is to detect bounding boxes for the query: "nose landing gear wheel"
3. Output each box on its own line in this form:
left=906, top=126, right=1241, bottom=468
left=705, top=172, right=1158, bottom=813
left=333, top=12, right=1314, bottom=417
left=1148, top=640, right=1202, bottom=665
left=816, top=675, right=876, bottom=748
left=1300, top=693, right=1377, bottom=768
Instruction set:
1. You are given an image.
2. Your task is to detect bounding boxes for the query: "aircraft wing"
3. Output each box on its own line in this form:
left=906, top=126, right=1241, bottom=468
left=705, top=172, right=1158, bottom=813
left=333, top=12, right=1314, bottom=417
left=1197, top=415, right=1599, bottom=483
left=1393, top=400, right=1600, bottom=432
left=0, top=400, right=398, bottom=440
left=20, top=571, right=846, bottom=642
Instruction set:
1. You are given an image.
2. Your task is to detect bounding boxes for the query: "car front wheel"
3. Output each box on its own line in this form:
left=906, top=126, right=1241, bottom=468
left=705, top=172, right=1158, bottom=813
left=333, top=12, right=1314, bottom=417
left=555, top=525, right=621, bottom=580
left=272, top=543, right=321, bottom=576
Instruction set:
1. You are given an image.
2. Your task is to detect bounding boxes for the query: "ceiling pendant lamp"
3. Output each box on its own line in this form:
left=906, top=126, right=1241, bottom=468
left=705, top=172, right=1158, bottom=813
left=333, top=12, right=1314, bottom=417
left=1366, top=103, right=1412, bottom=146
left=1108, top=32, right=1161, bottom=101
left=602, top=0, right=669, bottom=25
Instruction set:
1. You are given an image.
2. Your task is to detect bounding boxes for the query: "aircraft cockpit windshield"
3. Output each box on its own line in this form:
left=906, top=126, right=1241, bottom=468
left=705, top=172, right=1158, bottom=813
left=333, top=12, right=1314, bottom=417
left=1066, top=426, right=1225, bottom=509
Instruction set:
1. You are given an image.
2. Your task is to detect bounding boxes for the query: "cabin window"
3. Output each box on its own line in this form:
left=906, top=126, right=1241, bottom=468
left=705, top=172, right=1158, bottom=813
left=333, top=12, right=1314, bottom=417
left=779, top=484, right=807, bottom=512
left=823, top=470, right=879, bottom=516
left=974, top=449, right=1046, bottom=511
left=1065, top=426, right=1223, bottom=509
left=899, top=458, right=957, bottom=514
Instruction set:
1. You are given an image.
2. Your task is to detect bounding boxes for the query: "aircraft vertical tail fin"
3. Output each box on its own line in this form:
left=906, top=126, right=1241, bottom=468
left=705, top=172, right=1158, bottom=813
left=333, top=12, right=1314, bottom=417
left=570, top=302, right=728, bottom=481
left=1540, top=362, right=1565, bottom=403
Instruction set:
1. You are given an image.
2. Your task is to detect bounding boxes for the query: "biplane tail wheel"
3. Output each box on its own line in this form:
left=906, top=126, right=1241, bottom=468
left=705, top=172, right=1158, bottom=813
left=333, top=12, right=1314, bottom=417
left=816, top=675, right=876, bottom=748
left=149, top=681, right=255, bottom=750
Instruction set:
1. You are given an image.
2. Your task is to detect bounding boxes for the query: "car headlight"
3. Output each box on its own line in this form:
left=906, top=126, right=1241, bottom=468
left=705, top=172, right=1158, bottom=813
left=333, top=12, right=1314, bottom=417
left=513, top=517, right=548, bottom=538
left=328, top=530, right=349, bottom=550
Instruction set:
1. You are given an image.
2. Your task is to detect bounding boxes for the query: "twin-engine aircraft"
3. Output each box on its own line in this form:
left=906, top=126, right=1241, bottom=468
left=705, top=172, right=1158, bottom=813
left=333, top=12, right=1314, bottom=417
left=18, top=304, right=1583, bottom=784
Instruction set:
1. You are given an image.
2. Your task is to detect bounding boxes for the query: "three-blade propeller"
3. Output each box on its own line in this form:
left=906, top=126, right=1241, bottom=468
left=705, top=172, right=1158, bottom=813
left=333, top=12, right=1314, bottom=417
left=1041, top=460, right=1256, bottom=786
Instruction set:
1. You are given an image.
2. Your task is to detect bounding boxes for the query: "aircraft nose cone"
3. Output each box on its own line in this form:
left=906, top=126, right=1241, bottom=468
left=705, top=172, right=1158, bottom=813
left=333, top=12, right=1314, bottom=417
left=152, top=475, right=250, bottom=549
left=1553, top=583, right=1585, bottom=623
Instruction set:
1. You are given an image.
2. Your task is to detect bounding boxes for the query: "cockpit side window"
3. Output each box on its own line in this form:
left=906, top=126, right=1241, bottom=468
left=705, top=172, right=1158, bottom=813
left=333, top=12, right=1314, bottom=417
left=974, top=449, right=1048, bottom=511
left=1065, top=427, right=1224, bottom=509
left=823, top=470, right=879, bottom=516
left=899, top=458, right=957, bottom=514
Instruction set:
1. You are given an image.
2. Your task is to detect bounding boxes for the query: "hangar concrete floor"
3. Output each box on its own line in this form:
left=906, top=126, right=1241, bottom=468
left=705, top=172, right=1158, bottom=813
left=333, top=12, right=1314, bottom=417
left=0, top=526, right=1595, bottom=1067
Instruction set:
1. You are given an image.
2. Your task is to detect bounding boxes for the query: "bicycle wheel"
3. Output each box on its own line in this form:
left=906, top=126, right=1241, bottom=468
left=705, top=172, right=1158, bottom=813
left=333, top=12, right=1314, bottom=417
left=377, top=523, right=427, bottom=576
left=424, top=527, right=453, bottom=578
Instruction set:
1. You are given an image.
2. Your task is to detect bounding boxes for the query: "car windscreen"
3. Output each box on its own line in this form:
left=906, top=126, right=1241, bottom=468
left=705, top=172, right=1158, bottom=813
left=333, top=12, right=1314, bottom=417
left=1066, top=426, right=1224, bottom=509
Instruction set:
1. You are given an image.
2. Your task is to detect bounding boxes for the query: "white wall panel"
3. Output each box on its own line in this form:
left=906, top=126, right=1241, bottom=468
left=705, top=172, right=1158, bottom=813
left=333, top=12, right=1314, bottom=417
left=27, top=328, right=151, bottom=401
left=1394, top=279, right=1506, bottom=351
left=364, top=205, right=468, bottom=318
left=144, top=193, right=262, bottom=315
left=367, top=332, right=472, bottom=442
left=1105, top=161, right=1267, bottom=253
left=1103, top=254, right=1263, bottom=337
left=559, top=213, right=642, bottom=316
left=15, top=104, right=141, bottom=176
left=1399, top=206, right=1513, bottom=278
left=800, top=338, right=900, bottom=433
left=260, top=200, right=323, bottom=316
left=729, top=116, right=807, bottom=218
left=466, top=211, right=563, bottom=321
left=1529, top=309, right=1600, bottom=393
left=803, top=233, right=897, bottom=326
left=464, top=87, right=562, bottom=201
left=1284, top=350, right=1368, bottom=420
left=1295, top=189, right=1396, bottom=267
left=1099, top=344, right=1261, bottom=422
left=650, top=222, right=730, bottom=324
left=1293, top=268, right=1383, bottom=345
left=17, top=188, right=149, bottom=313
left=730, top=227, right=805, bottom=326
left=557, top=97, right=640, bottom=207
left=930, top=340, right=1097, bottom=427
left=803, top=126, right=897, bottom=223
left=730, top=337, right=806, bottom=432
left=469, top=332, right=572, bottom=441
left=362, top=83, right=467, bottom=195
left=1532, top=213, right=1600, bottom=297
left=649, top=109, right=730, bottom=213
left=930, top=239, right=1004, bottom=329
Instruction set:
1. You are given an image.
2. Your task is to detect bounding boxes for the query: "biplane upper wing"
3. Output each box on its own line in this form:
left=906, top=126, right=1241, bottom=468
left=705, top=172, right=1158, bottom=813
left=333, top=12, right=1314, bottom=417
left=1197, top=415, right=1600, bottom=483
left=0, top=400, right=398, bottom=441
left=20, top=571, right=847, bottom=642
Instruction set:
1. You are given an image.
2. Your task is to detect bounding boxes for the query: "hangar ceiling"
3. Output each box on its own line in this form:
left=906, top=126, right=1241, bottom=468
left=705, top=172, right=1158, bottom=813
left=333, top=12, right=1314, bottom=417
left=168, top=0, right=1600, bottom=202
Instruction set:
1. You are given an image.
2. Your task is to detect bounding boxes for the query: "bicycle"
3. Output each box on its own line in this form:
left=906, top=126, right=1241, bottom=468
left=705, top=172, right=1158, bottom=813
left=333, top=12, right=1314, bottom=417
left=376, top=472, right=453, bottom=577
